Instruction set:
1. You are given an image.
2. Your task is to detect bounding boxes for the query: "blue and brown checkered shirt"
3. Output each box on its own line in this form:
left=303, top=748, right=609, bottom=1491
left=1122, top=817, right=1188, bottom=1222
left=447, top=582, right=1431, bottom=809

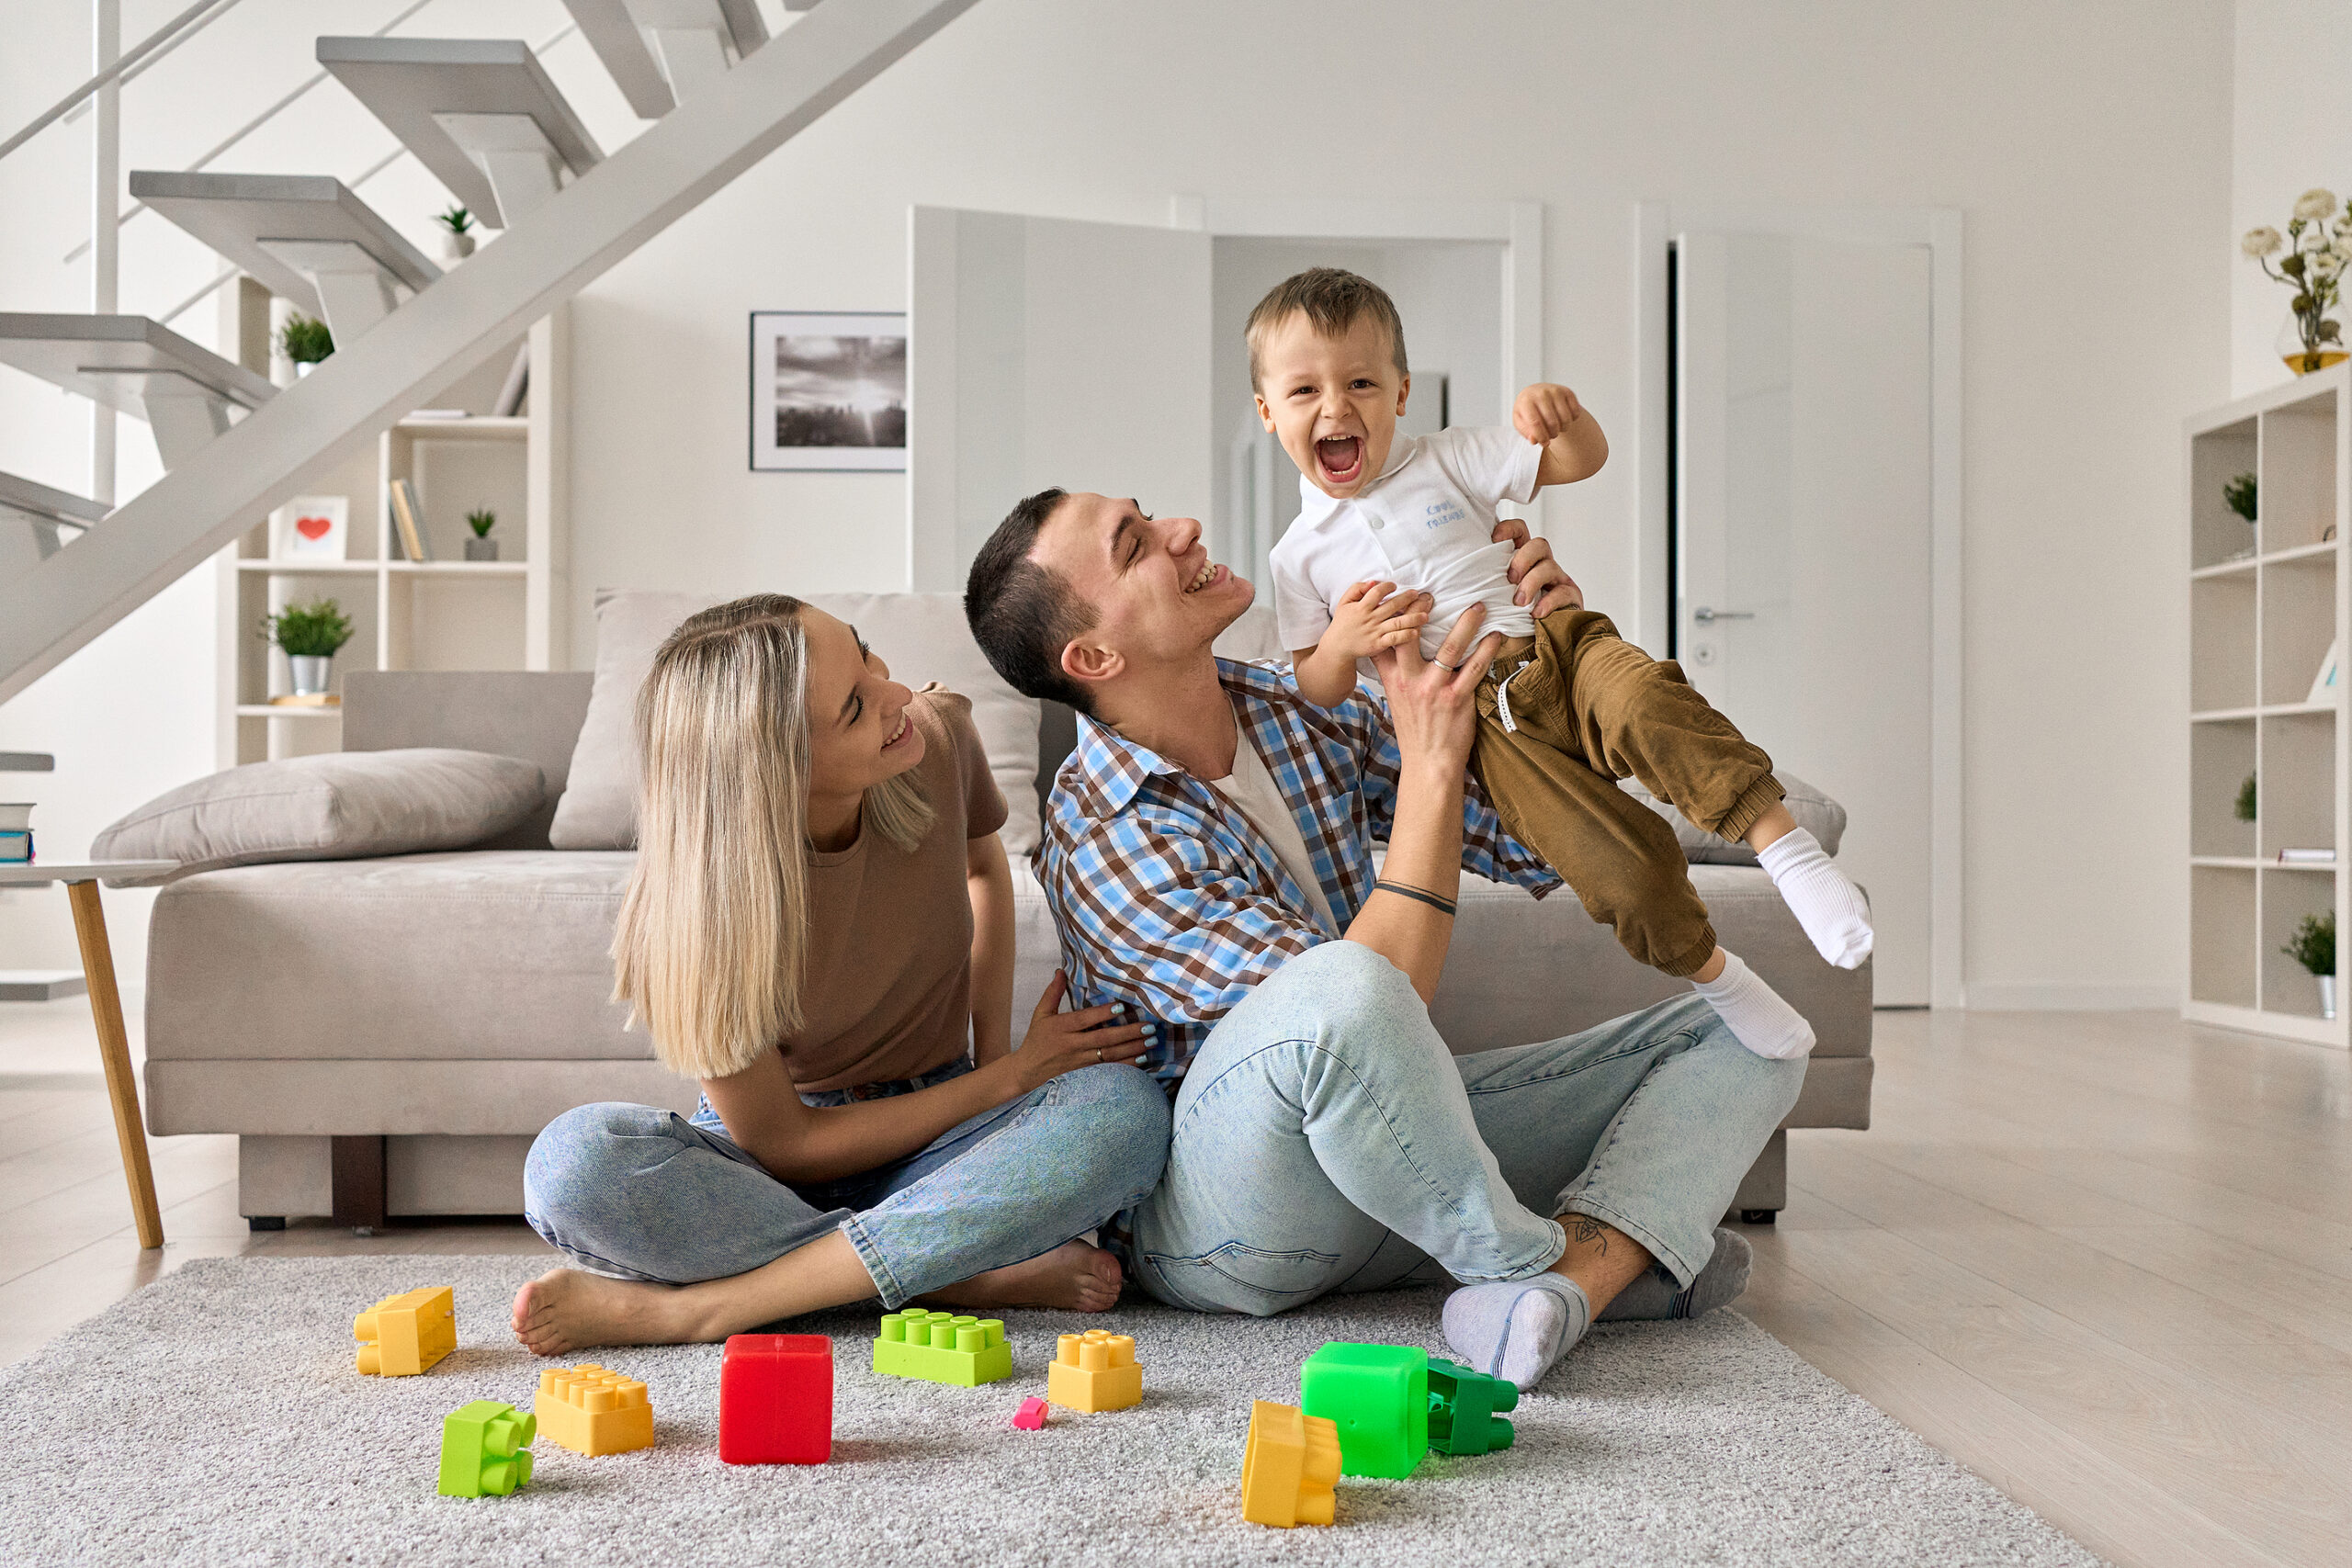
left=1035, top=658, right=1559, bottom=1082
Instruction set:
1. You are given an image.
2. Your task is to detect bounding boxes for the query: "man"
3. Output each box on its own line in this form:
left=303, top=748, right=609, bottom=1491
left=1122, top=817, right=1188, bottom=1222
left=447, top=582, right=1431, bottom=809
left=965, top=490, right=1804, bottom=1390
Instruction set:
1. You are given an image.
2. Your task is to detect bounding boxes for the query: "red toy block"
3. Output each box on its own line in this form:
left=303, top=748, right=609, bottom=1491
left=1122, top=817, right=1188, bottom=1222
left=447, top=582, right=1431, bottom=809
left=1011, top=1396, right=1048, bottom=1430
left=719, top=1334, right=832, bottom=1465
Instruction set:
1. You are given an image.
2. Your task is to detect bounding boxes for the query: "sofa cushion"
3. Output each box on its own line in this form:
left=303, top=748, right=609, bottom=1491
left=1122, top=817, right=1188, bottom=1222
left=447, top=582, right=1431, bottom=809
left=91, top=749, right=545, bottom=886
left=548, top=590, right=1043, bottom=854
left=1621, top=771, right=1848, bottom=863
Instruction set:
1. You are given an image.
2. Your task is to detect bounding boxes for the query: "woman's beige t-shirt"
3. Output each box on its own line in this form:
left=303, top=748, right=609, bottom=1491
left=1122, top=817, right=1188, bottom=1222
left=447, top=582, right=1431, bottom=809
left=781, top=685, right=1009, bottom=1092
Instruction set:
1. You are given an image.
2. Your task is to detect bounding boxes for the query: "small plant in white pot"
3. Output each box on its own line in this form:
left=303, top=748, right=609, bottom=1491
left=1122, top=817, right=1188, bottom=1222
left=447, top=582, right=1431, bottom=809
left=261, top=597, right=355, bottom=698
left=2282, top=911, right=2337, bottom=1020
left=278, top=313, right=334, bottom=377
left=465, top=508, right=499, bottom=561
left=435, top=205, right=475, bottom=262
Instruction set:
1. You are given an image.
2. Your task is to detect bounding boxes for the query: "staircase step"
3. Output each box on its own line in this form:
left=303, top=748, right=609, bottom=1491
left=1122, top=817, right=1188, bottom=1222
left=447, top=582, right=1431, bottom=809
left=0, top=314, right=274, bottom=468
left=130, top=172, right=439, bottom=344
left=0, top=471, right=107, bottom=575
left=563, top=0, right=769, bottom=118
left=316, top=37, right=602, bottom=229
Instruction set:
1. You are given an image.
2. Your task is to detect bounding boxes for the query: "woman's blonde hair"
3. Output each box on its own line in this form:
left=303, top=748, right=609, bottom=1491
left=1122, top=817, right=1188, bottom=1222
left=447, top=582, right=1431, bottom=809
left=611, top=594, right=935, bottom=1079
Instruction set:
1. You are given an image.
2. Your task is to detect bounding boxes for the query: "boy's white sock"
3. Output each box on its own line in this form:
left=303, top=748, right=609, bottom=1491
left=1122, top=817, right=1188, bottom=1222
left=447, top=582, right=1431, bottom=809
left=1691, top=949, right=1815, bottom=1060
left=1756, top=827, right=1873, bottom=969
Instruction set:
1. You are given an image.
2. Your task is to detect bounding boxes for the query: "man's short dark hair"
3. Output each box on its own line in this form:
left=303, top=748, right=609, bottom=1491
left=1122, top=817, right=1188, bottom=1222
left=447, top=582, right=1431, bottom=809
left=966, top=487, right=1099, bottom=716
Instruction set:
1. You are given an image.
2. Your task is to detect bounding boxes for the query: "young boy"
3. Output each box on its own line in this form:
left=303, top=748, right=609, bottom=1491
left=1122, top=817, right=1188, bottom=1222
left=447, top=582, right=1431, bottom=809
left=1252, top=267, right=1871, bottom=1060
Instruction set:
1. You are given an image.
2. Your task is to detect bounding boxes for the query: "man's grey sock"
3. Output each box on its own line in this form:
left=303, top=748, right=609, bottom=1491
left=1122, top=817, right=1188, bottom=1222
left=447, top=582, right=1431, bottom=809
left=1596, top=1228, right=1753, bottom=1321
left=1441, top=1271, right=1591, bottom=1392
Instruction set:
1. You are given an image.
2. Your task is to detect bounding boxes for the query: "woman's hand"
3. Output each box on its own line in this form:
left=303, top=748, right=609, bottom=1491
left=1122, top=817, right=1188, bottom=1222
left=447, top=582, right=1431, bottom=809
left=1373, top=603, right=1500, bottom=780
left=1489, top=518, right=1584, bottom=615
left=1002, top=972, right=1150, bottom=1093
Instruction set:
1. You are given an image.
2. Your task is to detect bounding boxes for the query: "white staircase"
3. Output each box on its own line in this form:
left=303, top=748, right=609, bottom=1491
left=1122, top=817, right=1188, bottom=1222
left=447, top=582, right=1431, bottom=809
left=0, top=0, right=978, bottom=707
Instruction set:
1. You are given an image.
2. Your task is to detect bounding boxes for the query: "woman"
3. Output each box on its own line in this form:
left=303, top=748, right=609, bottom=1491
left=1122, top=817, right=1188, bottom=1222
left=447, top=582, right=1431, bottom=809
left=512, top=594, right=1170, bottom=1355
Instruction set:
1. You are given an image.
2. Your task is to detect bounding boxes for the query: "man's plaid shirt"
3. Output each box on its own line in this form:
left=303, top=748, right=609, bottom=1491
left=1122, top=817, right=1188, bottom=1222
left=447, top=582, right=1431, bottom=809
left=1035, top=658, right=1560, bottom=1083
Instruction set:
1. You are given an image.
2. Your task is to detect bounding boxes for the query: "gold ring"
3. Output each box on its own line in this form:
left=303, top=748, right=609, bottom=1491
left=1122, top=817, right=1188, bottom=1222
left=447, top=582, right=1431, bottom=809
left=1095, top=1047, right=1103, bottom=1063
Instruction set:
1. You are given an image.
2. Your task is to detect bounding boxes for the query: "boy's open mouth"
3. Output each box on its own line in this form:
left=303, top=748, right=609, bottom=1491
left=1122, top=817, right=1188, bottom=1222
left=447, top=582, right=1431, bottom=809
left=1316, top=434, right=1364, bottom=486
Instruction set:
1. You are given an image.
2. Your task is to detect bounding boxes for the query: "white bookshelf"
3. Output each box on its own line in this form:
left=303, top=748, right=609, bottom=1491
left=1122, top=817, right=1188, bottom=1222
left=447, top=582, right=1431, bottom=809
left=2185, top=363, right=2349, bottom=1047
left=214, top=299, right=571, bottom=764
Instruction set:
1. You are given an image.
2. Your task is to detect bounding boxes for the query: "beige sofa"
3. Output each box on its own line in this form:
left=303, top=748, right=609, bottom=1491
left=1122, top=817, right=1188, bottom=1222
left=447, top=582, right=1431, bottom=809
left=139, top=595, right=1871, bottom=1230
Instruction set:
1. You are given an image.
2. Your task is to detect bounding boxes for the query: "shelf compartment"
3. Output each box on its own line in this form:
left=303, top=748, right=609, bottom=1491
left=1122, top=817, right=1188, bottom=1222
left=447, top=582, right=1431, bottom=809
left=235, top=558, right=378, bottom=575
left=2259, top=393, right=2340, bottom=555
left=2257, top=708, right=2335, bottom=860
left=2190, top=572, right=2256, bottom=714
left=2260, top=866, right=2338, bottom=1015
left=2260, top=550, right=2338, bottom=706
left=2189, top=864, right=2258, bottom=1009
left=2190, top=716, right=2256, bottom=859
left=2189, top=416, right=2259, bottom=570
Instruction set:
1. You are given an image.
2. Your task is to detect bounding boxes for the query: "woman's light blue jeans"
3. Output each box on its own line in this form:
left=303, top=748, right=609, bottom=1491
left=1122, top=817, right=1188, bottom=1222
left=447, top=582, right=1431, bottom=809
left=1125, top=941, right=1805, bottom=1314
left=522, top=1059, right=1171, bottom=1308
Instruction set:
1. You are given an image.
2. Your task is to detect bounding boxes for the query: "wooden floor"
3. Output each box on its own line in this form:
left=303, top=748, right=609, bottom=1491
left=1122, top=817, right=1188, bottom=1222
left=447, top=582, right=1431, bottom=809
left=3, top=1000, right=2346, bottom=1566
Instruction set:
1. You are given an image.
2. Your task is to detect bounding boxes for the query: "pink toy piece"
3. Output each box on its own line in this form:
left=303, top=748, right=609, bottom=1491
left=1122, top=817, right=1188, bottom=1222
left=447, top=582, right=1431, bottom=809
left=1012, top=1396, right=1048, bottom=1430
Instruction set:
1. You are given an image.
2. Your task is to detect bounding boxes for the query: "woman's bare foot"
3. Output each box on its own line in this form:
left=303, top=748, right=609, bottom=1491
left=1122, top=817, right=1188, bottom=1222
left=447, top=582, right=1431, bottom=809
left=511, top=1269, right=706, bottom=1357
left=921, top=1239, right=1124, bottom=1314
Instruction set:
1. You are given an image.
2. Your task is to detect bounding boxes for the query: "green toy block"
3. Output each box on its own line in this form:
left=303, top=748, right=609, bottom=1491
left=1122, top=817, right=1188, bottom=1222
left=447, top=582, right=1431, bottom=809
left=872, top=1311, right=1012, bottom=1387
left=1298, top=1341, right=1428, bottom=1479
left=438, top=1400, right=536, bottom=1497
left=1427, top=1355, right=1518, bottom=1456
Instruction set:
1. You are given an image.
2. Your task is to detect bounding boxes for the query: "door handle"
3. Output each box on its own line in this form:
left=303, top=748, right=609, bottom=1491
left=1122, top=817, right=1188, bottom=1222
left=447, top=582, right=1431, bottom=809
left=1691, top=606, right=1754, bottom=624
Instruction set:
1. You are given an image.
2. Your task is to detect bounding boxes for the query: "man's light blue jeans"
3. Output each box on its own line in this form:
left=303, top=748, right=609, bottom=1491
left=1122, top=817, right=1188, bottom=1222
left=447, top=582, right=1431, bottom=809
left=522, top=1060, right=1171, bottom=1307
left=1125, top=942, right=1804, bottom=1314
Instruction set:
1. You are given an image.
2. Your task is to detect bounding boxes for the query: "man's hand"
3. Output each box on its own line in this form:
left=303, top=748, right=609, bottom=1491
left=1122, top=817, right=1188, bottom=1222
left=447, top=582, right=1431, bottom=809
left=1489, top=518, right=1583, bottom=616
left=1514, top=381, right=1590, bottom=446
left=1324, top=580, right=1432, bottom=660
left=1373, top=603, right=1500, bottom=778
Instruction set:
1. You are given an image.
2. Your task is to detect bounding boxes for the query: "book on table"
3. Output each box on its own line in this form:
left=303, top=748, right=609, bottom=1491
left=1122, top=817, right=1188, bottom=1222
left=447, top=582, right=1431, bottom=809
left=0, top=829, right=30, bottom=863
left=389, top=479, right=431, bottom=562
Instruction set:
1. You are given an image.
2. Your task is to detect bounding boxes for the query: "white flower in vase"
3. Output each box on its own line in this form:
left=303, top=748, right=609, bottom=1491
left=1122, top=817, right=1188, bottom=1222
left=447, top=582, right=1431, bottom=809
left=2295, top=187, right=2340, bottom=222
left=2244, top=226, right=2285, bottom=258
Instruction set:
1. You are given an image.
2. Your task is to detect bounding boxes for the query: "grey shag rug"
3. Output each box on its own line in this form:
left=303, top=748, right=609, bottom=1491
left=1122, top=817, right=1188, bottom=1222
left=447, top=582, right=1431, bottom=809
left=0, top=1256, right=2103, bottom=1567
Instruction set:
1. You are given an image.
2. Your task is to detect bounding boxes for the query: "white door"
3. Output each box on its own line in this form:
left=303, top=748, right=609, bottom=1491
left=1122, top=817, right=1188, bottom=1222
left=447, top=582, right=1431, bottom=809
left=1677, top=231, right=1935, bottom=1004
left=906, top=208, right=1213, bottom=592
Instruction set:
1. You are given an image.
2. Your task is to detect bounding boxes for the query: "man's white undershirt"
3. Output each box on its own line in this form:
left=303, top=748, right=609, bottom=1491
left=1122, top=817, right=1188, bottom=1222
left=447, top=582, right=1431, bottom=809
left=1206, top=699, right=1339, bottom=933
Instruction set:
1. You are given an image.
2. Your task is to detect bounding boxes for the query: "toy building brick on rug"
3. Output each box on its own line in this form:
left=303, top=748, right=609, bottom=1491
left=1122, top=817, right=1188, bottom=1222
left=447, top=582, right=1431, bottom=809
left=1010, top=1396, right=1048, bottom=1430
left=535, top=1365, right=654, bottom=1457
left=720, top=1334, right=832, bottom=1465
left=871, top=1311, right=1011, bottom=1387
left=438, top=1401, right=535, bottom=1497
left=355, top=1286, right=456, bottom=1377
left=1427, top=1356, right=1518, bottom=1456
left=1046, top=1329, right=1141, bottom=1413
left=1299, top=1341, right=1430, bottom=1478
left=1240, top=1400, right=1341, bottom=1529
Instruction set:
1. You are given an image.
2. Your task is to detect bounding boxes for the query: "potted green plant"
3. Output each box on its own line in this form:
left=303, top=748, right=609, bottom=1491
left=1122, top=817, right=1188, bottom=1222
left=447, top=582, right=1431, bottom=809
left=2282, top=910, right=2336, bottom=1019
left=2224, top=472, right=2257, bottom=549
left=2243, top=188, right=2352, bottom=375
left=2236, top=773, right=2257, bottom=824
left=261, top=597, right=355, bottom=697
left=435, top=205, right=475, bottom=262
left=278, top=312, right=334, bottom=377
left=465, top=508, right=499, bottom=561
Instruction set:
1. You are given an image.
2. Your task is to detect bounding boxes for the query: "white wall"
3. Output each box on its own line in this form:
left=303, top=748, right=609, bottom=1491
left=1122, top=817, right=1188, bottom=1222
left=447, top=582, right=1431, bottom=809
left=2232, top=0, right=2352, bottom=394
left=2, top=0, right=2240, bottom=1005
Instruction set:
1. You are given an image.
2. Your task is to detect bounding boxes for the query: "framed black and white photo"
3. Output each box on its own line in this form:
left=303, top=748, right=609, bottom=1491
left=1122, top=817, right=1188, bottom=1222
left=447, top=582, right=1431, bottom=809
left=749, top=311, right=907, bottom=471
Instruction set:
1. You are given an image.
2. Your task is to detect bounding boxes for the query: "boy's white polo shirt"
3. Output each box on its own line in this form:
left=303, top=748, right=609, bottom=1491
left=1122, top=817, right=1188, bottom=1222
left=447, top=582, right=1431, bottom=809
left=1269, top=425, right=1544, bottom=664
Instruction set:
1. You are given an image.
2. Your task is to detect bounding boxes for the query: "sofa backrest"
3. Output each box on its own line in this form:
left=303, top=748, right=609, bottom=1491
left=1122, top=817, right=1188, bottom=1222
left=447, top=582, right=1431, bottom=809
left=344, top=671, right=594, bottom=851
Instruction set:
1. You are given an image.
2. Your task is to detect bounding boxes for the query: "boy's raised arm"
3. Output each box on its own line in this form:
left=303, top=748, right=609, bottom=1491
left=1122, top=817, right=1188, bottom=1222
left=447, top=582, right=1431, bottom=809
left=1515, top=382, right=1609, bottom=489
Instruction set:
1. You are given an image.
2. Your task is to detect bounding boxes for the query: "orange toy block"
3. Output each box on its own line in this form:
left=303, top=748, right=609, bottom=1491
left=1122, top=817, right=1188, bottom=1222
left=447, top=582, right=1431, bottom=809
left=1241, top=1400, right=1341, bottom=1528
left=1046, top=1329, right=1142, bottom=1413
left=534, top=1365, right=655, bottom=1456
left=354, top=1287, right=456, bottom=1377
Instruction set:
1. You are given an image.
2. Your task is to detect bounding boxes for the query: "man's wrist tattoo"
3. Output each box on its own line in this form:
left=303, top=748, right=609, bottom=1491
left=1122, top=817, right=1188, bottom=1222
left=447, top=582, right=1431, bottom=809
left=1372, top=879, right=1458, bottom=917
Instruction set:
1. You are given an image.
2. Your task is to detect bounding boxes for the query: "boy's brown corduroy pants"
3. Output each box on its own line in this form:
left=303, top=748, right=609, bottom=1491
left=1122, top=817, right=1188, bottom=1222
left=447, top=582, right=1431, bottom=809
left=1469, top=609, right=1782, bottom=977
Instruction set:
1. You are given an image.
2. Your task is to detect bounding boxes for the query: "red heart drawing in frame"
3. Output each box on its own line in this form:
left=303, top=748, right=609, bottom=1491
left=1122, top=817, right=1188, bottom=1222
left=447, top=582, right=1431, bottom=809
left=295, top=514, right=333, bottom=541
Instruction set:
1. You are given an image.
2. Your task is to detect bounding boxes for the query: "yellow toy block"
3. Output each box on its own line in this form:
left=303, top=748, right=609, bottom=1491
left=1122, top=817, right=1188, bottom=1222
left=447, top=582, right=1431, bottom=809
left=534, top=1365, right=655, bottom=1457
left=1241, top=1400, right=1340, bottom=1529
left=354, top=1286, right=455, bottom=1377
left=1046, top=1329, right=1142, bottom=1413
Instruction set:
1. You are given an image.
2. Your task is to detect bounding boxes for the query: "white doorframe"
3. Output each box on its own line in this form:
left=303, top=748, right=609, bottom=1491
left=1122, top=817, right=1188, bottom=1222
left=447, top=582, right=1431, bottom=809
left=1634, top=201, right=1965, bottom=1010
